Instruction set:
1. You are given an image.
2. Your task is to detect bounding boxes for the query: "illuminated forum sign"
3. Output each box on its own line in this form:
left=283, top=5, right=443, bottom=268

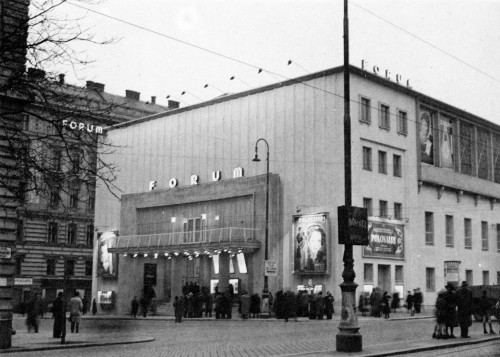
left=149, top=167, right=245, bottom=191
left=62, top=119, right=103, bottom=134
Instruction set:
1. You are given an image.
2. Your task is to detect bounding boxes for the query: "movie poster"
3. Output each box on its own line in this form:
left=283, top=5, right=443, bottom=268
left=439, top=118, right=454, bottom=170
left=420, top=111, right=434, bottom=164
left=293, top=213, right=328, bottom=274
left=97, top=231, right=117, bottom=277
left=362, top=219, right=404, bottom=259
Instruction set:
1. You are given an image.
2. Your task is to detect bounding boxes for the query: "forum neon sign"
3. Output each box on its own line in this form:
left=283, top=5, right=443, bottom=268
left=62, top=120, right=103, bottom=134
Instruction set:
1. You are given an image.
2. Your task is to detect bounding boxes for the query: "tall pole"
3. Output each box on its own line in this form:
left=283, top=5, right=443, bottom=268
left=336, top=0, right=362, bottom=352
left=253, top=138, right=270, bottom=312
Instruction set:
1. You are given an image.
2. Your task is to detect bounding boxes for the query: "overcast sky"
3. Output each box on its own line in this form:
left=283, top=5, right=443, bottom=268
left=54, top=0, right=500, bottom=125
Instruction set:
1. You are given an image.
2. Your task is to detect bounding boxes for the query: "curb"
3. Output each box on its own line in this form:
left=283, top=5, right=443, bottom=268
left=2, top=336, right=155, bottom=354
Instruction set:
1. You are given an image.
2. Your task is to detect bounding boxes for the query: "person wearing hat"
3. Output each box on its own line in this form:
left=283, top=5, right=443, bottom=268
left=456, top=281, right=473, bottom=338
left=444, top=282, right=458, bottom=338
left=52, top=292, right=65, bottom=338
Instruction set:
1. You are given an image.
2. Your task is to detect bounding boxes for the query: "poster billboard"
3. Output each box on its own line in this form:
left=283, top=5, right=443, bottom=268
left=362, top=219, right=404, bottom=259
left=419, top=111, right=434, bottom=164
left=293, top=213, right=328, bottom=274
left=439, top=118, right=454, bottom=170
left=97, top=231, right=118, bottom=277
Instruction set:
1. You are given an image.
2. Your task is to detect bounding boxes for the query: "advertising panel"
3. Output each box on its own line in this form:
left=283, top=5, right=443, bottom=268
left=97, top=231, right=117, bottom=277
left=293, top=213, right=328, bottom=274
left=362, top=219, right=404, bottom=259
left=419, top=111, right=434, bottom=164
left=439, top=118, right=454, bottom=170
left=444, top=261, right=460, bottom=286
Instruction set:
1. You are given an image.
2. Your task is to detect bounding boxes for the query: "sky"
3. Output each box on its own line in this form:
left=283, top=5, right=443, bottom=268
left=50, top=0, right=500, bottom=124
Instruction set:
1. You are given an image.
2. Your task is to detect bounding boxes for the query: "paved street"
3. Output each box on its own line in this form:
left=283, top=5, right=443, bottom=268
left=4, top=314, right=500, bottom=356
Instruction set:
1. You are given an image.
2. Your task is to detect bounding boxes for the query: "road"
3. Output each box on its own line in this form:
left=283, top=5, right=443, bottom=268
left=6, top=316, right=500, bottom=356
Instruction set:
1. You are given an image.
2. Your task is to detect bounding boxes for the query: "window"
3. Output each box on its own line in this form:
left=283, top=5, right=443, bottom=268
left=393, top=155, right=402, bottom=177
left=494, top=134, right=500, bottom=183
left=464, top=219, right=472, bottom=249
left=15, top=257, right=22, bottom=275
left=439, top=118, right=455, bottom=170
left=22, top=114, right=30, bottom=131
left=69, top=187, right=79, bottom=209
left=87, top=188, right=95, bottom=212
left=395, top=265, right=404, bottom=283
left=70, top=149, right=81, bottom=175
left=483, top=271, right=490, bottom=285
left=362, top=147, right=372, bottom=171
left=445, top=215, right=454, bottom=247
left=379, top=104, right=390, bottom=129
left=394, top=203, right=402, bottom=220
left=477, top=128, right=490, bottom=180
left=16, top=220, right=24, bottom=243
left=364, top=263, right=373, bottom=282
left=497, top=271, right=500, bottom=285
left=481, top=221, right=489, bottom=251
left=360, top=97, right=371, bottom=123
left=49, top=187, right=60, bottom=207
left=426, top=268, right=435, bottom=292
left=378, top=151, right=387, bottom=174
left=51, top=149, right=62, bottom=172
left=497, top=224, right=500, bottom=253
left=65, top=259, right=75, bottom=276
left=363, top=198, right=373, bottom=216
left=184, top=217, right=203, bottom=243
left=459, top=122, right=474, bottom=176
left=48, top=222, right=58, bottom=243
left=46, top=258, right=56, bottom=275
left=379, top=200, right=388, bottom=218
left=397, top=110, right=408, bottom=135
left=86, top=224, right=94, bottom=247
left=425, top=212, right=434, bottom=245
left=85, top=260, right=92, bottom=276
left=67, top=223, right=77, bottom=245
left=465, top=270, right=473, bottom=286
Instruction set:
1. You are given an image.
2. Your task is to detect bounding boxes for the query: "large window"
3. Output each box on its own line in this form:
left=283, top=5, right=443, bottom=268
left=15, top=257, right=22, bottom=275
left=379, top=200, right=388, bottom=218
left=397, top=110, right=408, bottom=135
left=85, top=260, right=92, bottom=276
left=48, top=222, right=58, bottom=243
left=395, top=265, right=404, bottom=283
left=466, top=270, right=473, bottom=286
left=360, top=97, right=371, bottom=124
left=477, top=128, right=490, bottom=180
left=16, top=220, right=24, bottom=243
left=364, top=263, right=373, bottom=282
left=445, top=215, right=454, bottom=247
left=439, top=118, right=455, bottom=170
left=393, top=154, right=402, bottom=177
left=86, top=224, right=94, bottom=247
left=425, top=212, right=434, bottom=245
left=363, top=147, right=372, bottom=171
left=69, top=187, right=79, bottom=209
left=46, top=258, right=56, bottom=275
left=65, top=259, right=75, bottom=276
left=394, top=203, right=402, bottom=220
left=378, top=151, right=387, bottom=174
left=464, top=218, right=472, bottom=249
left=426, top=268, right=435, bottom=292
left=49, top=187, right=60, bottom=207
left=483, top=271, right=490, bottom=285
left=379, top=104, right=390, bottom=129
left=87, top=187, right=96, bottom=212
left=184, top=217, right=203, bottom=243
left=481, top=221, right=489, bottom=251
left=363, top=197, right=373, bottom=216
left=67, top=223, right=78, bottom=245
left=459, top=122, right=474, bottom=176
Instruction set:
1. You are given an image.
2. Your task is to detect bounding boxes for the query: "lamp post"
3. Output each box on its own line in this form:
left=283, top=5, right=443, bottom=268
left=252, top=138, right=270, bottom=310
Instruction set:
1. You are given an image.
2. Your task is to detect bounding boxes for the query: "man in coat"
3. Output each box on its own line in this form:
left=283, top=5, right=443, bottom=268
left=455, top=281, right=473, bottom=338
left=69, top=291, right=83, bottom=333
left=52, top=292, right=65, bottom=338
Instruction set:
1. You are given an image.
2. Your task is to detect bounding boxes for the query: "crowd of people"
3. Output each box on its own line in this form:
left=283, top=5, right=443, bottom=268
left=357, top=287, right=423, bottom=319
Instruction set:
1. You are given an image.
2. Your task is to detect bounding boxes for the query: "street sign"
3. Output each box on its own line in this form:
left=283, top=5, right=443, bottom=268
left=264, top=260, right=277, bottom=276
left=338, top=206, right=369, bottom=245
left=0, top=247, right=11, bottom=259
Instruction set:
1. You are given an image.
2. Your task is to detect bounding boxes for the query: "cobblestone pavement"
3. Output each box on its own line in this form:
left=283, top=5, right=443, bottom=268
left=4, top=314, right=500, bottom=356
left=390, top=340, right=500, bottom=357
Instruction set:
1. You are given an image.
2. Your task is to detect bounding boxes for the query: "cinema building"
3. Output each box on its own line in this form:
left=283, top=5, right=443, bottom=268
left=93, top=65, right=500, bottom=314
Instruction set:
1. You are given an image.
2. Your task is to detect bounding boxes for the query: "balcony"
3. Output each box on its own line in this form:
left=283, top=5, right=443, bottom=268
left=108, top=227, right=261, bottom=255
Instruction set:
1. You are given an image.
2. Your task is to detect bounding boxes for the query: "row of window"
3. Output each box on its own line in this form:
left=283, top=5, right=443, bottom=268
left=425, top=268, right=500, bottom=292
left=425, top=212, right=500, bottom=252
left=14, top=257, right=92, bottom=277
left=16, top=220, right=94, bottom=246
left=363, top=264, right=404, bottom=283
left=363, top=198, right=403, bottom=220
left=44, top=186, right=95, bottom=210
left=362, top=147, right=402, bottom=177
left=360, top=96, right=408, bottom=135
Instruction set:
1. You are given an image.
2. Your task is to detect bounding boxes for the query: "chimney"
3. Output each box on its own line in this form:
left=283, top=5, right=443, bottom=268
left=168, top=100, right=180, bottom=109
left=125, top=90, right=140, bottom=101
left=27, top=68, right=46, bottom=79
left=58, top=74, right=65, bottom=84
left=86, top=81, right=105, bottom=92
left=151, top=96, right=156, bottom=104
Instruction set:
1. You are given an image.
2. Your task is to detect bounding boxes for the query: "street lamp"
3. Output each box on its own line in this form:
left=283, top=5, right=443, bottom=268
left=252, top=138, right=270, bottom=311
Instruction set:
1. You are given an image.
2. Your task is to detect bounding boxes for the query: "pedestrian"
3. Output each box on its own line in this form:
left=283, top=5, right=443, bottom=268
left=52, top=292, right=65, bottom=338
left=140, top=296, right=148, bottom=317
left=456, top=281, right=473, bottom=338
left=406, top=290, right=415, bottom=316
left=391, top=292, right=400, bottom=313
left=444, top=282, right=458, bottom=338
left=173, top=296, right=184, bottom=323
left=325, top=291, right=334, bottom=319
left=414, top=288, right=423, bottom=313
left=433, top=290, right=447, bottom=339
left=250, top=293, right=261, bottom=318
left=358, top=292, right=369, bottom=317
left=308, top=292, right=316, bottom=319
left=69, top=291, right=83, bottom=333
left=92, top=298, right=97, bottom=315
left=478, top=290, right=496, bottom=335
left=382, top=291, right=391, bottom=319
left=282, top=288, right=297, bottom=322
left=131, top=296, right=139, bottom=318
left=240, top=291, right=250, bottom=319
left=316, top=292, right=325, bottom=320
left=25, top=293, right=42, bottom=333
left=204, top=292, right=213, bottom=318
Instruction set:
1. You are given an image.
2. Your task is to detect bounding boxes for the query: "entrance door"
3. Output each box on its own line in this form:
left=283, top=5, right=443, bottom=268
left=378, top=265, right=391, bottom=292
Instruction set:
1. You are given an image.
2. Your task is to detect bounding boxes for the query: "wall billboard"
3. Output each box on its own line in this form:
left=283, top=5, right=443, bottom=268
left=293, top=213, right=328, bottom=274
left=362, top=219, right=404, bottom=259
left=97, top=231, right=118, bottom=277
left=420, top=111, right=434, bottom=165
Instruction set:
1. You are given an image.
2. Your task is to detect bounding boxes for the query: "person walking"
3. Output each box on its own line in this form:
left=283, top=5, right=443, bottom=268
left=406, top=290, right=415, bottom=316
left=414, top=288, right=423, bottom=313
left=382, top=291, right=391, bottom=319
left=25, top=293, right=42, bottom=333
left=456, top=281, right=473, bottom=338
left=69, top=291, right=83, bottom=333
left=391, top=292, right=400, bottom=313
left=478, top=290, right=496, bottom=335
left=92, top=298, right=97, bottom=315
left=52, top=292, right=65, bottom=338
left=131, top=296, right=139, bottom=318
left=239, top=291, right=250, bottom=319
left=316, top=292, right=325, bottom=320
left=433, top=290, right=448, bottom=339
left=173, top=296, right=184, bottom=323
left=444, top=282, right=458, bottom=338
left=283, top=288, right=297, bottom=322
left=325, top=291, right=334, bottom=319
